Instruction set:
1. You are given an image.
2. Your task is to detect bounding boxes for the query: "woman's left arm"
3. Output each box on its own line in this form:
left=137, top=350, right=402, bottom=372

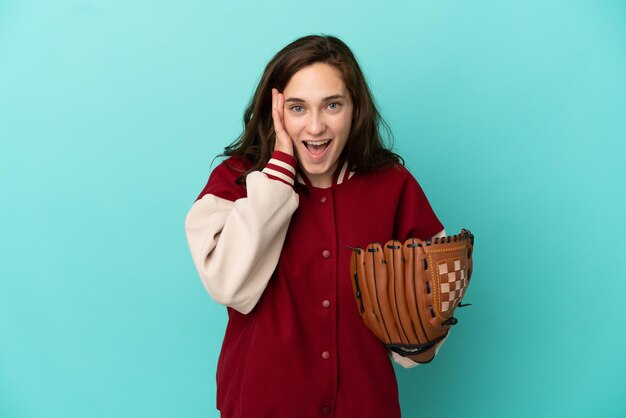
left=391, top=167, right=448, bottom=368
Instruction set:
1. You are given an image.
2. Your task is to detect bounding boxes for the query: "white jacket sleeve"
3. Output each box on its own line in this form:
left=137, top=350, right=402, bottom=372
left=392, top=228, right=449, bottom=369
left=184, top=152, right=299, bottom=314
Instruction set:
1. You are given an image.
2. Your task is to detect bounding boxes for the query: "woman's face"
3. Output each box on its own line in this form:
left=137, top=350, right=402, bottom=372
left=282, top=63, right=354, bottom=188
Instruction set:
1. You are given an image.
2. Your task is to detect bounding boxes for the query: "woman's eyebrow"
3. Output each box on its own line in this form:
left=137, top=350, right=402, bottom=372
left=285, top=94, right=345, bottom=103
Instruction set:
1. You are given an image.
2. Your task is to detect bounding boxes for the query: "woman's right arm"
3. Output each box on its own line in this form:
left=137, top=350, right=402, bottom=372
left=184, top=151, right=299, bottom=315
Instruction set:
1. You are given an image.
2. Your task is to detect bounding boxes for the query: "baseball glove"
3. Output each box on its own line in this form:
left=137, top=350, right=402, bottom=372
left=349, top=229, right=474, bottom=363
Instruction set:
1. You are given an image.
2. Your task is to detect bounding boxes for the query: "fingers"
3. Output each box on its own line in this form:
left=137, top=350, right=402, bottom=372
left=271, top=88, right=293, bottom=155
left=277, top=89, right=285, bottom=121
left=272, top=88, right=287, bottom=133
left=271, top=88, right=284, bottom=133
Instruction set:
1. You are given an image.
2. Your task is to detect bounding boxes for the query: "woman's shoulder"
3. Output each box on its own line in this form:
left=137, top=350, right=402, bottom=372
left=214, top=154, right=254, bottom=175
left=358, top=161, right=414, bottom=183
left=195, top=155, right=253, bottom=202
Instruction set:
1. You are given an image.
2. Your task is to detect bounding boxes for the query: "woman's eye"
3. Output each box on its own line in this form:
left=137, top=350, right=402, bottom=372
left=290, top=105, right=304, bottom=113
left=328, top=102, right=341, bottom=110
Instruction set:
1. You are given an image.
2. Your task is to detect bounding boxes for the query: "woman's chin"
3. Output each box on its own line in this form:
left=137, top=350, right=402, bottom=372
left=300, top=159, right=340, bottom=182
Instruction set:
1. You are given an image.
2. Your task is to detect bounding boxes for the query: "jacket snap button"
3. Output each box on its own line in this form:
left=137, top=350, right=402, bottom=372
left=320, top=196, right=327, bottom=203
left=322, top=351, right=330, bottom=360
left=322, top=250, right=330, bottom=258
left=322, top=300, right=330, bottom=308
left=322, top=406, right=331, bottom=415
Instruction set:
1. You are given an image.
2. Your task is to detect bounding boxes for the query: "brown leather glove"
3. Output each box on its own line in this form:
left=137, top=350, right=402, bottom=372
left=349, top=229, right=474, bottom=364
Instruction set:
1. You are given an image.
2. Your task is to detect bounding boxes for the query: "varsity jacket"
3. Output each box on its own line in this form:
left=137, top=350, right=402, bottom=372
left=185, top=151, right=445, bottom=418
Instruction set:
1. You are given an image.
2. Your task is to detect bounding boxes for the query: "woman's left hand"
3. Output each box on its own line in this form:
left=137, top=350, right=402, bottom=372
left=271, top=88, right=294, bottom=156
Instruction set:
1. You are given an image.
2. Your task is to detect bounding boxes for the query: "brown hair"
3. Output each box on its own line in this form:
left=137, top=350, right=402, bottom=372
left=222, top=34, right=403, bottom=183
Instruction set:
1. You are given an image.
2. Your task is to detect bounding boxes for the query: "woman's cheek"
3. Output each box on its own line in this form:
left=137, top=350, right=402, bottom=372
left=285, top=123, right=300, bottom=142
left=283, top=115, right=297, bottom=139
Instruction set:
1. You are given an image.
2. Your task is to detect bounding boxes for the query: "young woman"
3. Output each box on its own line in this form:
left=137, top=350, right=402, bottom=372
left=185, top=34, right=447, bottom=418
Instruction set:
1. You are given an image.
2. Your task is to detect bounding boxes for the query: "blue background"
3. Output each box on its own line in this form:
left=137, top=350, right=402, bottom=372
left=1, top=1, right=625, bottom=417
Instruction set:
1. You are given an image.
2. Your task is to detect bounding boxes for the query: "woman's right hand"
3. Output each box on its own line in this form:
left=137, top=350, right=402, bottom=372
left=271, top=88, right=294, bottom=156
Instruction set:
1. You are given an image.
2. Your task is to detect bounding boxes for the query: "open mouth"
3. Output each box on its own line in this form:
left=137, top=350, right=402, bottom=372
left=303, top=139, right=332, bottom=156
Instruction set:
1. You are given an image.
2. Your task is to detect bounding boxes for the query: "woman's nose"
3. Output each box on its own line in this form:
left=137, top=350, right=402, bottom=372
left=306, top=113, right=326, bottom=135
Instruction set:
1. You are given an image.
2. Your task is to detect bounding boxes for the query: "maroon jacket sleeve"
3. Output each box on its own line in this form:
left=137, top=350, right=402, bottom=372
left=393, top=165, right=445, bottom=241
